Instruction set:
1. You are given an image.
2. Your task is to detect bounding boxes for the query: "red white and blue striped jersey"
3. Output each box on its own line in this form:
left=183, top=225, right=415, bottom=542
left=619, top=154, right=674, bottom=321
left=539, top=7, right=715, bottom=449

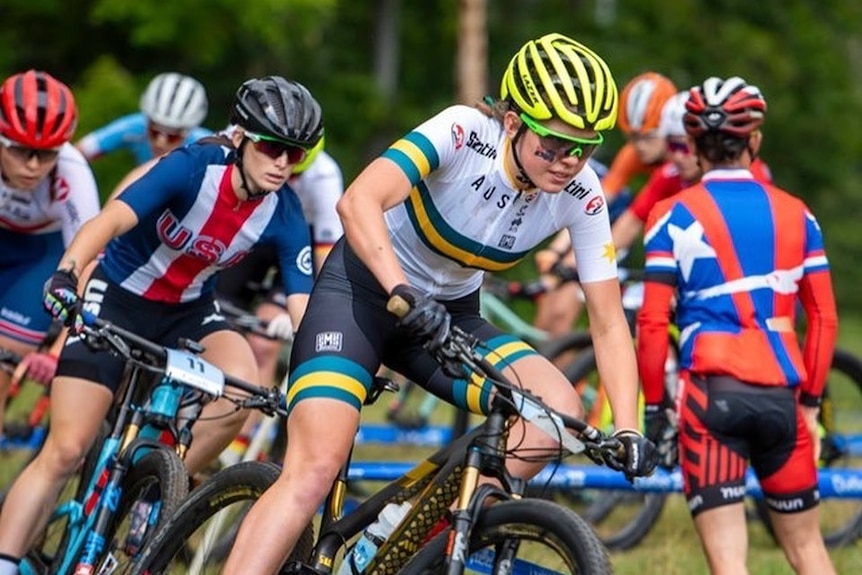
left=637, top=168, right=837, bottom=403
left=102, top=142, right=313, bottom=303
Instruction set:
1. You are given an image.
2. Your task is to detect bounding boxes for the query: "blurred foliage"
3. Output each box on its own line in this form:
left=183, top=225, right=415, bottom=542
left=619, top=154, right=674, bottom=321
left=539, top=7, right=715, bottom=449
left=2, top=0, right=861, bottom=312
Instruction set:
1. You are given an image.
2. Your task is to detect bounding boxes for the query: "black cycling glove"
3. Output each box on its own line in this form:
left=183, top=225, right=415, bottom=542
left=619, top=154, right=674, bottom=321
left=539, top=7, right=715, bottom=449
left=604, top=429, right=659, bottom=482
left=644, top=403, right=679, bottom=470
left=390, top=284, right=451, bottom=352
left=43, top=269, right=84, bottom=334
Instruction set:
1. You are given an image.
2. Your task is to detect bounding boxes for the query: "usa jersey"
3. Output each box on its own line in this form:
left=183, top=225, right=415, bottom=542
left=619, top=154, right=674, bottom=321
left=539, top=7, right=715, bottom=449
left=381, top=105, right=618, bottom=299
left=639, top=168, right=836, bottom=397
left=0, top=143, right=100, bottom=245
left=77, top=113, right=212, bottom=165
left=101, top=142, right=313, bottom=303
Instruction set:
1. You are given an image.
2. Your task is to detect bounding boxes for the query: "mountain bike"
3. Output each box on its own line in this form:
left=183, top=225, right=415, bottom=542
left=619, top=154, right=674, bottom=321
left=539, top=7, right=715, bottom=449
left=127, top=295, right=633, bottom=575
left=508, top=267, right=675, bottom=551
left=18, top=313, right=288, bottom=575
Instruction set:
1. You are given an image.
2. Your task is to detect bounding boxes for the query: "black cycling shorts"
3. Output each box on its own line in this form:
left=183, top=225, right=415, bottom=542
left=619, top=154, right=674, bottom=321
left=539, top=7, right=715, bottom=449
left=56, top=266, right=234, bottom=394
left=678, top=373, right=819, bottom=516
left=285, top=238, right=538, bottom=414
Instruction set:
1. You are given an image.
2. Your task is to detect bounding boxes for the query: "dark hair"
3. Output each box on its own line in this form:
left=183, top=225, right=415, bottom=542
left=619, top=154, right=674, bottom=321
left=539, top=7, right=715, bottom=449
left=692, top=132, right=749, bottom=164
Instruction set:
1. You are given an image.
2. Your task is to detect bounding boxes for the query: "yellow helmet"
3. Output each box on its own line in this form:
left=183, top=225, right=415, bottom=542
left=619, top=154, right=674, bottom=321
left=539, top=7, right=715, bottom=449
left=501, top=33, right=618, bottom=131
left=291, top=135, right=325, bottom=175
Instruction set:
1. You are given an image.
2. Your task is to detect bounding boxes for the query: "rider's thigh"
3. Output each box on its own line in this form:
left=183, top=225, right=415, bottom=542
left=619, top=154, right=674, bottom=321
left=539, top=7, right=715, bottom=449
left=201, top=329, right=259, bottom=387
left=283, top=397, right=360, bottom=485
left=40, top=376, right=114, bottom=475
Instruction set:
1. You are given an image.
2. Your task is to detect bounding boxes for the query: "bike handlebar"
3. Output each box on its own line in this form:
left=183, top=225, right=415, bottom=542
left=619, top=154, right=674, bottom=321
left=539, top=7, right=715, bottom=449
left=216, top=299, right=293, bottom=342
left=386, top=295, right=622, bottom=463
left=79, top=310, right=287, bottom=417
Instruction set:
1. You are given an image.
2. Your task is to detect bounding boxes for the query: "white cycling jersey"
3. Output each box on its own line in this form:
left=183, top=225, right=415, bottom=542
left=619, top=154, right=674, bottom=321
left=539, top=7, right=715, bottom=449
left=0, top=143, right=101, bottom=246
left=290, top=149, right=344, bottom=248
left=381, top=104, right=618, bottom=299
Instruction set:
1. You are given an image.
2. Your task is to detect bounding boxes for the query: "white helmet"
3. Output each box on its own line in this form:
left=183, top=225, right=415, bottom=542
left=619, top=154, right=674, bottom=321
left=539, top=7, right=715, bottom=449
left=658, top=91, right=690, bottom=138
left=140, top=72, right=208, bottom=130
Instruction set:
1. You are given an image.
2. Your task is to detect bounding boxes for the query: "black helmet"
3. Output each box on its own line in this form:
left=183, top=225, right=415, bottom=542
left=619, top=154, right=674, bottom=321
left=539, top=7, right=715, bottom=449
left=231, top=76, right=323, bottom=148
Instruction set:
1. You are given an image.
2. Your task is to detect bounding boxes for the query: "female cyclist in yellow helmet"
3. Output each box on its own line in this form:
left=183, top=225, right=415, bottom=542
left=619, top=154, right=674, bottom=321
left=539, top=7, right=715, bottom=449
left=221, top=33, right=656, bottom=575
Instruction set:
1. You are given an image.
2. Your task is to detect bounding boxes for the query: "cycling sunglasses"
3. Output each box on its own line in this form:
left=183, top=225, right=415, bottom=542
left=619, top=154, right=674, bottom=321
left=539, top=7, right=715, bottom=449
left=0, top=136, right=60, bottom=163
left=520, top=113, right=603, bottom=159
left=146, top=123, right=186, bottom=145
left=667, top=139, right=692, bottom=156
left=244, top=131, right=308, bottom=164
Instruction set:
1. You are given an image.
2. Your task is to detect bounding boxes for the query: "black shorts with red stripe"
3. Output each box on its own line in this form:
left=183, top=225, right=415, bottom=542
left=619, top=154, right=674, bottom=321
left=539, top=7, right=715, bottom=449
left=678, top=373, right=820, bottom=517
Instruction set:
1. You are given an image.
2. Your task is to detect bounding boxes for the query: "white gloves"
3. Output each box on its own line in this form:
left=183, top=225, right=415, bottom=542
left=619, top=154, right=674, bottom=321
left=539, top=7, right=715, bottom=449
left=265, top=313, right=294, bottom=340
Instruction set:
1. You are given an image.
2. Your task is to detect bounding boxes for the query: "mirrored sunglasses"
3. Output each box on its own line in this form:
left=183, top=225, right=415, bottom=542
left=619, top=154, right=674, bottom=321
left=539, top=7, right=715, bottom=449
left=147, top=123, right=185, bottom=145
left=667, top=139, right=692, bottom=156
left=520, top=113, right=603, bottom=160
left=244, top=132, right=308, bottom=164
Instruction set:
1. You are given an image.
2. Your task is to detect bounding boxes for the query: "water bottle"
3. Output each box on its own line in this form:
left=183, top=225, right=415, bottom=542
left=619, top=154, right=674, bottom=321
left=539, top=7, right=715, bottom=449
left=337, top=501, right=411, bottom=575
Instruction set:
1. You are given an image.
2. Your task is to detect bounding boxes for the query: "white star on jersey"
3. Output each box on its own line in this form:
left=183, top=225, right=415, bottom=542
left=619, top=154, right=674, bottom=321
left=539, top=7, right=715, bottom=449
left=668, top=221, right=716, bottom=281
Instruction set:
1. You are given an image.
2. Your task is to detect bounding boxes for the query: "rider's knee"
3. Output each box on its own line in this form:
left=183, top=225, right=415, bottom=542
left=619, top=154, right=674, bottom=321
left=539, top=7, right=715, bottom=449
left=38, top=433, right=91, bottom=478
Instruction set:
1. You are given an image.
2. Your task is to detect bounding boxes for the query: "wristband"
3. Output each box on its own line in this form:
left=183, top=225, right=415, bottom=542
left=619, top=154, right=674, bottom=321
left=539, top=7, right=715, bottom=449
left=612, top=428, right=643, bottom=438
left=799, top=392, right=822, bottom=407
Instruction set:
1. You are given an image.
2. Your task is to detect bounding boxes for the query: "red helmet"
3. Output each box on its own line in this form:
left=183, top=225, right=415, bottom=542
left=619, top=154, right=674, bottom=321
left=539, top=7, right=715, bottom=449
left=0, top=70, right=78, bottom=148
left=684, top=76, right=766, bottom=138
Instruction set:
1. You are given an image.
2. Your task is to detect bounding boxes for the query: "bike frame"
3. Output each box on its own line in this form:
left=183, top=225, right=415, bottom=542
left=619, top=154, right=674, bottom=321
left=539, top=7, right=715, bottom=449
left=21, top=361, right=201, bottom=575
left=19, top=325, right=228, bottom=575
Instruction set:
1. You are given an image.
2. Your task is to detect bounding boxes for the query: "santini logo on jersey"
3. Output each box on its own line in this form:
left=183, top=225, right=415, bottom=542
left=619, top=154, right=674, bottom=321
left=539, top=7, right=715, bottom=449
left=563, top=180, right=591, bottom=200
left=466, top=132, right=497, bottom=159
left=157, top=211, right=248, bottom=266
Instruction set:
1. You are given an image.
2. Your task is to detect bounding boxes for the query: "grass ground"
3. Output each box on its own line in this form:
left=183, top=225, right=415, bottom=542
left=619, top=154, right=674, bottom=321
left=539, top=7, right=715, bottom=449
left=3, top=314, right=862, bottom=573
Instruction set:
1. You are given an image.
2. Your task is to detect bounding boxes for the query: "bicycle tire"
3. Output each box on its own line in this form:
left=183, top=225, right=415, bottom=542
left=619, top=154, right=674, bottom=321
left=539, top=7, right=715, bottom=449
left=536, top=330, right=594, bottom=367
left=755, top=347, right=862, bottom=547
left=128, top=461, right=315, bottom=575
left=397, top=499, right=612, bottom=575
left=52, top=447, right=190, bottom=574
left=554, top=347, right=669, bottom=551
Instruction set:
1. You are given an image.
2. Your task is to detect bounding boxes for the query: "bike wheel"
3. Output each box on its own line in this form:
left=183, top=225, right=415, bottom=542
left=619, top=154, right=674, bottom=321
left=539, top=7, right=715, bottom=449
left=82, top=448, right=190, bottom=574
left=536, top=330, right=594, bottom=371
left=755, top=347, right=862, bottom=547
left=398, top=499, right=612, bottom=575
left=550, top=347, right=668, bottom=551
left=129, top=461, right=315, bottom=575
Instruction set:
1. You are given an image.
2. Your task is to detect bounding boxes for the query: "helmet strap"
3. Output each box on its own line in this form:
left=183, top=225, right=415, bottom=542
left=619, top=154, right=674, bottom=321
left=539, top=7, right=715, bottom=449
left=510, top=125, right=536, bottom=189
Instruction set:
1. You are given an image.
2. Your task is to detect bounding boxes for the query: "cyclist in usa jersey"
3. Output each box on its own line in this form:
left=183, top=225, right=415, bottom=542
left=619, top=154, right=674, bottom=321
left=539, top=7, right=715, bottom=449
left=216, top=138, right=345, bottom=464
left=222, top=33, right=657, bottom=575
left=637, top=77, right=837, bottom=575
left=0, top=75, right=322, bottom=572
left=75, top=72, right=212, bottom=164
left=0, top=70, right=100, bottom=444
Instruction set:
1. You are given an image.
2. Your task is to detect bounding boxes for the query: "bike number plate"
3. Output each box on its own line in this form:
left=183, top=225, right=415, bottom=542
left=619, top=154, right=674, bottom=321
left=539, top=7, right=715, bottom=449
left=165, top=349, right=225, bottom=398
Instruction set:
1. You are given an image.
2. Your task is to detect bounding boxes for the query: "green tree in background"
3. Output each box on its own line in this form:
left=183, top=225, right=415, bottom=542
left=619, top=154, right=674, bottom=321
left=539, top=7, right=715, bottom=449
left=2, top=0, right=861, bottom=313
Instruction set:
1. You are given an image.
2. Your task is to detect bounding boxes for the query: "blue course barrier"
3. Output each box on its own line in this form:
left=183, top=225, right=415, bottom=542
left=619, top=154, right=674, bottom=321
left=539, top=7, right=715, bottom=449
left=347, top=461, right=862, bottom=499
